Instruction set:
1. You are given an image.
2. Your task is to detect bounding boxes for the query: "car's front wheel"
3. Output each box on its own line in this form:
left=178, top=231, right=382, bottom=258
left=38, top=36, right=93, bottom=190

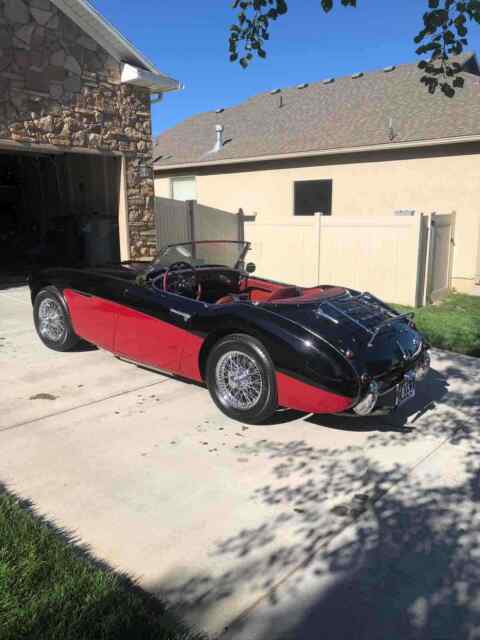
left=33, top=287, right=80, bottom=352
left=206, top=334, right=278, bottom=424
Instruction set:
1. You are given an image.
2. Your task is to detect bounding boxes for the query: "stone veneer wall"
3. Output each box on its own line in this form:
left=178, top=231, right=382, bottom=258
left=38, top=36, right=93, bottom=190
left=0, top=0, right=156, bottom=258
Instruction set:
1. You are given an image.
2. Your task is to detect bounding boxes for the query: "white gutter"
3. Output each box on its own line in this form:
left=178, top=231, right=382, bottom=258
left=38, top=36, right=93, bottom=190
left=154, top=133, right=480, bottom=171
left=121, top=63, right=182, bottom=94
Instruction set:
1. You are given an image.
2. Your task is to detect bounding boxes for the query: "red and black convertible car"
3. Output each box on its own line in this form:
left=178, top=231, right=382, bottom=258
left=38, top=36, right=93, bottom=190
left=29, top=240, right=430, bottom=424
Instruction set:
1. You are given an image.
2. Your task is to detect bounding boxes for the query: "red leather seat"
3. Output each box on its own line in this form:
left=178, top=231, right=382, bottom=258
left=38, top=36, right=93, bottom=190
left=273, top=286, right=346, bottom=304
left=265, top=286, right=302, bottom=302
left=216, top=294, right=235, bottom=305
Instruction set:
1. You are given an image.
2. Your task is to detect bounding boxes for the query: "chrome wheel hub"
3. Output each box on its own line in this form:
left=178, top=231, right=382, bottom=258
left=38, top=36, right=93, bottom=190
left=38, top=298, right=66, bottom=343
left=215, top=350, right=263, bottom=410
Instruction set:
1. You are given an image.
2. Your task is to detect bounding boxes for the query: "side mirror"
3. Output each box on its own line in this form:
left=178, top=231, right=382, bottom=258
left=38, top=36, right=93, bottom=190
left=246, top=262, right=256, bottom=274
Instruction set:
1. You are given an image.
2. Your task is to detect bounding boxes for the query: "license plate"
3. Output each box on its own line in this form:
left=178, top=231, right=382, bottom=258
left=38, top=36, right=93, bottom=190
left=395, top=373, right=416, bottom=407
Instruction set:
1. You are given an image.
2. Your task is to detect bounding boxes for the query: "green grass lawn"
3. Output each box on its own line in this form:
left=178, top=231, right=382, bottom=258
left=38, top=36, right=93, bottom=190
left=0, top=489, right=203, bottom=640
left=393, top=293, right=480, bottom=357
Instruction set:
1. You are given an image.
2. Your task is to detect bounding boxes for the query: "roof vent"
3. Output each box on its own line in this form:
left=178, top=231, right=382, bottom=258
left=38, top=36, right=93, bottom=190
left=270, top=88, right=281, bottom=94
left=322, top=78, right=334, bottom=84
left=383, top=65, right=396, bottom=72
left=297, top=82, right=309, bottom=89
left=215, top=108, right=224, bottom=113
left=352, top=72, right=364, bottom=79
left=212, top=124, right=224, bottom=153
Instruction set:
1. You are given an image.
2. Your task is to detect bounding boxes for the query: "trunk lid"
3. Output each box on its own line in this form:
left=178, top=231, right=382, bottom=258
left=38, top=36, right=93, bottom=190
left=263, top=291, right=423, bottom=378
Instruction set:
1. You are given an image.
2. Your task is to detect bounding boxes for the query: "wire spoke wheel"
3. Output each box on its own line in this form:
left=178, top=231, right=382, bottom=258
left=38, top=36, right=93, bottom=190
left=215, top=350, right=263, bottom=410
left=38, top=298, right=66, bottom=343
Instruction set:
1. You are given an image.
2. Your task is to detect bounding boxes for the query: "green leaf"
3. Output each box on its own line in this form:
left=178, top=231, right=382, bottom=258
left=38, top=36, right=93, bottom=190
left=441, top=82, right=455, bottom=97
left=258, top=47, right=267, bottom=57
left=321, top=0, right=333, bottom=12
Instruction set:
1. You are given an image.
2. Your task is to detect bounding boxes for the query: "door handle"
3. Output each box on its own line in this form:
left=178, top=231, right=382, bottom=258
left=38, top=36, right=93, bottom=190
left=170, top=309, right=191, bottom=322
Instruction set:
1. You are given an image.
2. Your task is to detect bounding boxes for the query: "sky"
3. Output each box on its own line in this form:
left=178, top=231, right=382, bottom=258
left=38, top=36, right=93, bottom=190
left=92, top=0, right=480, bottom=139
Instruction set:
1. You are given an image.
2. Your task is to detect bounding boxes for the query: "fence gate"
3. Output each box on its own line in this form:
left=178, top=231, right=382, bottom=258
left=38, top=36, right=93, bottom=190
left=154, top=197, right=192, bottom=247
left=424, top=211, right=456, bottom=303
left=155, top=197, right=247, bottom=248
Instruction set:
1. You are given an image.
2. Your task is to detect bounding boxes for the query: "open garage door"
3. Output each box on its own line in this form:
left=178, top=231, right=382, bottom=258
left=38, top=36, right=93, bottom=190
left=0, top=150, right=121, bottom=285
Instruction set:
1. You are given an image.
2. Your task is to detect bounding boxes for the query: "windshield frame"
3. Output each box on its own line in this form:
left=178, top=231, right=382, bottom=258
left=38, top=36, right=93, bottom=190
left=152, top=240, right=251, bottom=270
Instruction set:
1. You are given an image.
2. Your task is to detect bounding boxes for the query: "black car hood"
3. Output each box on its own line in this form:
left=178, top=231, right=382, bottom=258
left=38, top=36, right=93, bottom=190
left=262, top=299, right=424, bottom=378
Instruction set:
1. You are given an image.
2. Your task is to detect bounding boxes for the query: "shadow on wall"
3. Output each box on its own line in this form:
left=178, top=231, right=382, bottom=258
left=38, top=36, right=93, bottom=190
left=150, top=354, right=480, bottom=639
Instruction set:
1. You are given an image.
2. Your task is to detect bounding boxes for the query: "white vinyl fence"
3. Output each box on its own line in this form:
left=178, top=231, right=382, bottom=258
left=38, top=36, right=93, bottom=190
left=246, top=212, right=454, bottom=307
left=154, top=197, right=454, bottom=307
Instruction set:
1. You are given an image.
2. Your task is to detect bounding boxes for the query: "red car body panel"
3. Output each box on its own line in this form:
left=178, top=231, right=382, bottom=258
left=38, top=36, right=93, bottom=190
left=64, top=289, right=118, bottom=351
left=276, top=372, right=353, bottom=414
left=65, top=288, right=204, bottom=381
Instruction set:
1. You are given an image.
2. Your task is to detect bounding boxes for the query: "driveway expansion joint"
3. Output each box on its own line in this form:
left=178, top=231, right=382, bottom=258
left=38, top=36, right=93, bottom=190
left=0, top=379, right=170, bottom=434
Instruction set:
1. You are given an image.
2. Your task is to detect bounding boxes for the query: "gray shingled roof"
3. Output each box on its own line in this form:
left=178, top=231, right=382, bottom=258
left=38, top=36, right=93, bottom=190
left=154, top=53, right=480, bottom=169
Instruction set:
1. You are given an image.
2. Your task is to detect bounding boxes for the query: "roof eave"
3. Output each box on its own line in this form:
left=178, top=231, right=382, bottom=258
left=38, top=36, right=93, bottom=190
left=50, top=0, right=181, bottom=90
left=154, top=133, right=480, bottom=171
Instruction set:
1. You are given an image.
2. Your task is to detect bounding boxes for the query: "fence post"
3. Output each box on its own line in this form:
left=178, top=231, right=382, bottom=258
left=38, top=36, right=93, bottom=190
left=447, top=210, right=456, bottom=292
left=314, top=212, right=322, bottom=285
left=186, top=199, right=196, bottom=258
left=237, top=208, right=245, bottom=243
left=423, top=212, right=437, bottom=305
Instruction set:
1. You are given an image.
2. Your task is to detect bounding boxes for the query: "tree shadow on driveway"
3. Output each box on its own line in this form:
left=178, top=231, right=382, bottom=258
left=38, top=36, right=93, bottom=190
left=149, top=356, right=480, bottom=638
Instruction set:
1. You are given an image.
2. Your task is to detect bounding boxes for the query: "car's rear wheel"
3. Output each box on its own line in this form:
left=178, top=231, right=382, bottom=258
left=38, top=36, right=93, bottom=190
left=206, top=334, right=278, bottom=424
left=34, top=287, right=80, bottom=352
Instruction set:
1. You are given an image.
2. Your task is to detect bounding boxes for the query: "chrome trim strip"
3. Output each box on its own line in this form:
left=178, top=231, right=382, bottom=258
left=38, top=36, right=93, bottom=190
left=170, top=308, right=191, bottom=322
left=315, top=308, right=340, bottom=325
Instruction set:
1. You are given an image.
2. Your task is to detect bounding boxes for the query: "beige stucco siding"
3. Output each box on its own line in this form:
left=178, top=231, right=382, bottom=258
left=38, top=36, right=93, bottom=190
left=155, top=144, right=480, bottom=292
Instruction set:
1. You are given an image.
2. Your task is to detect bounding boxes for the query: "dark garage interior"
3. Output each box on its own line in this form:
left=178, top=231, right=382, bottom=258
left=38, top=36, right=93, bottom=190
left=0, top=150, right=121, bottom=285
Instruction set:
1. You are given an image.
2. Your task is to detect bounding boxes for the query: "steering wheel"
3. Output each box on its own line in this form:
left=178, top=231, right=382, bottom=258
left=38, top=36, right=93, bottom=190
left=162, top=261, right=202, bottom=300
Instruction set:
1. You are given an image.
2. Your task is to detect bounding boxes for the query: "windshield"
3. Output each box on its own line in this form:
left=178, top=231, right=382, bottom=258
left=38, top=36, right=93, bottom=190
left=152, top=241, right=250, bottom=270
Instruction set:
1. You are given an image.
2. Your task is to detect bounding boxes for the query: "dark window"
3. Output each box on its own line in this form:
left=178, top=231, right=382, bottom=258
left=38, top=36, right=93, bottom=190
left=294, top=180, right=332, bottom=216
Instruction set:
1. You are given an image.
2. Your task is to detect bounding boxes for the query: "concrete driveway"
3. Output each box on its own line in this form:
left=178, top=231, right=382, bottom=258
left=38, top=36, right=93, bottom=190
left=1, top=285, right=479, bottom=639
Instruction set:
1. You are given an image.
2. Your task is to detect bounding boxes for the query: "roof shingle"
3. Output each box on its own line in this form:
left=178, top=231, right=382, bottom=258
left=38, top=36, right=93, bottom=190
left=154, top=53, right=480, bottom=169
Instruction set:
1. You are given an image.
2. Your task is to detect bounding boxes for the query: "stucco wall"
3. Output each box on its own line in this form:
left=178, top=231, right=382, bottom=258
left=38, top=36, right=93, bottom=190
left=0, top=0, right=155, bottom=258
left=155, top=144, right=480, bottom=291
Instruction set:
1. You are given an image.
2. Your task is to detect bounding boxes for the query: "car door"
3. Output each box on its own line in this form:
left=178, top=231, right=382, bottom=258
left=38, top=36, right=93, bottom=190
left=64, top=274, right=125, bottom=351
left=114, top=284, right=202, bottom=375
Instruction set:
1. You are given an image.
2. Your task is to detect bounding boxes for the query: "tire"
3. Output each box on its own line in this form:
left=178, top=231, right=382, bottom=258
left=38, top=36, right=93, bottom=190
left=33, top=286, right=80, bottom=352
left=206, top=333, right=278, bottom=424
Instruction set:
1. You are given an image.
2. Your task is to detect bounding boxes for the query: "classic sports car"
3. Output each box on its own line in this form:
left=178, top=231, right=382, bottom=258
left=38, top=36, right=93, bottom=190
left=29, top=240, right=430, bottom=424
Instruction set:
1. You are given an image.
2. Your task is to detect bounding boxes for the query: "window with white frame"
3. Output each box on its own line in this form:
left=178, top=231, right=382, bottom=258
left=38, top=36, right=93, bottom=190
left=170, top=176, right=197, bottom=201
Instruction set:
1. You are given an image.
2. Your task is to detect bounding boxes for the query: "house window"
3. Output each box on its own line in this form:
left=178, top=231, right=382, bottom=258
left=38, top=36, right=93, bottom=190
left=294, top=179, right=332, bottom=216
left=170, top=176, right=197, bottom=201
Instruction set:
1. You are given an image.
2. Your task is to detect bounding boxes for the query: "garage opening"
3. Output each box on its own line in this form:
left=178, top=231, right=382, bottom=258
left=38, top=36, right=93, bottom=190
left=0, top=150, right=121, bottom=284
